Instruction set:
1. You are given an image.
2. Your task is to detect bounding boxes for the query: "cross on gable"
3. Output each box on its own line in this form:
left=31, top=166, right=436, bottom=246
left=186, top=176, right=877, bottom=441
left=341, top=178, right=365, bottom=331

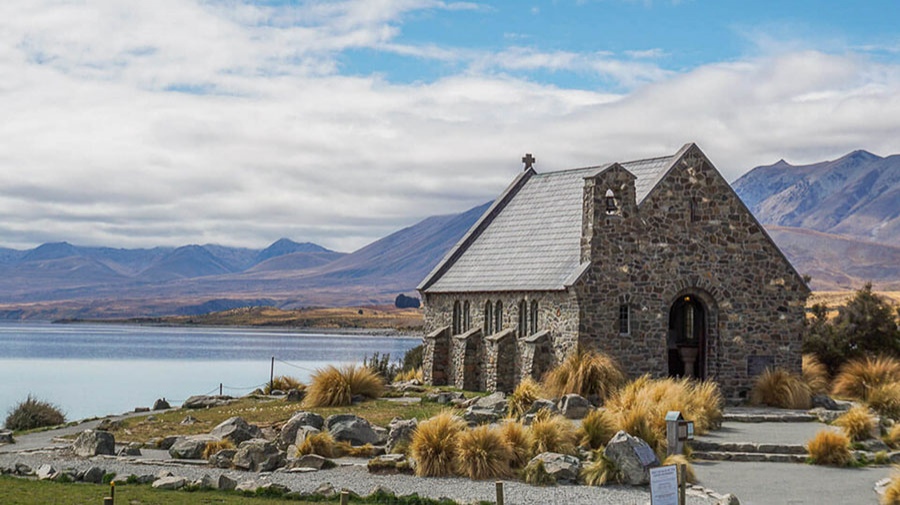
left=522, top=153, right=536, bottom=170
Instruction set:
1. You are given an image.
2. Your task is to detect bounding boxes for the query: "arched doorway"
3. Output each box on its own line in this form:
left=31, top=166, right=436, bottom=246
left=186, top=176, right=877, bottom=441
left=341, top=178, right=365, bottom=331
left=668, top=294, right=707, bottom=379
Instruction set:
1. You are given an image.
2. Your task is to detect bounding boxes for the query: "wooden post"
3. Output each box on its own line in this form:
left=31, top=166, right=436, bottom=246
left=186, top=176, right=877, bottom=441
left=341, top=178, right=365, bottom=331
left=219, top=383, right=223, bottom=396
left=270, top=356, right=275, bottom=391
left=679, top=463, right=686, bottom=505
left=103, top=498, right=113, bottom=505
left=340, top=490, right=349, bottom=505
left=110, top=481, right=115, bottom=502
left=496, top=481, right=504, bottom=505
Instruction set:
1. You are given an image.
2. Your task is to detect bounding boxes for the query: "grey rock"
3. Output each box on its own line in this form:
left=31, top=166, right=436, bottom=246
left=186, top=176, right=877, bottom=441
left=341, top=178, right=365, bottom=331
left=36, top=464, right=57, bottom=481
left=367, top=453, right=414, bottom=475
left=157, top=470, right=174, bottom=479
left=291, top=453, right=329, bottom=470
left=73, top=429, right=115, bottom=457
left=15, top=463, right=32, bottom=476
left=210, top=416, right=261, bottom=444
left=293, top=426, right=322, bottom=447
left=716, top=494, right=741, bottom=505
left=0, top=429, right=13, bottom=444
left=811, top=394, right=839, bottom=411
left=259, top=482, right=291, bottom=494
left=387, top=418, right=418, bottom=453
left=278, top=411, right=325, bottom=449
left=315, top=482, right=337, bottom=498
left=168, top=434, right=219, bottom=460
left=96, top=418, right=123, bottom=431
left=810, top=408, right=843, bottom=424
left=233, top=438, right=285, bottom=472
left=236, top=479, right=263, bottom=492
left=464, top=407, right=500, bottom=425
left=558, top=394, right=592, bottom=419
left=152, top=398, right=171, bottom=410
left=183, top=395, right=233, bottom=409
left=158, top=436, right=180, bottom=450
left=82, top=466, right=105, bottom=484
left=218, top=474, right=238, bottom=491
left=526, top=399, right=558, bottom=415
left=858, top=438, right=890, bottom=452
left=527, top=452, right=581, bottom=484
left=152, top=476, right=187, bottom=490
left=180, top=416, right=198, bottom=425
left=426, top=391, right=465, bottom=404
left=603, top=430, right=660, bottom=486
left=473, top=392, right=508, bottom=414
left=119, top=443, right=142, bottom=456
left=208, top=449, right=237, bottom=468
left=326, top=414, right=380, bottom=446
left=369, top=484, right=395, bottom=498
left=285, top=389, right=305, bottom=402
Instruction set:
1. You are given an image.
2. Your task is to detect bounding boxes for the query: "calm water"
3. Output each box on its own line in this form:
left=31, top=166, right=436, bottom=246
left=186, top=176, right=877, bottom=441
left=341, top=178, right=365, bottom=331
left=0, top=322, right=420, bottom=421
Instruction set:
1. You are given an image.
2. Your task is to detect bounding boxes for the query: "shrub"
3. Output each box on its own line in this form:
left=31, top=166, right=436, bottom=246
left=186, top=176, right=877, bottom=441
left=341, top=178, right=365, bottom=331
left=869, top=383, right=900, bottom=420
left=394, top=368, right=423, bottom=383
left=802, top=354, right=830, bottom=395
left=202, top=439, right=236, bottom=459
left=578, top=408, right=617, bottom=450
left=498, top=420, right=534, bottom=469
left=402, top=344, right=424, bottom=373
left=297, top=431, right=336, bottom=458
left=508, top=377, right=543, bottom=419
left=4, top=394, right=66, bottom=431
left=410, top=411, right=466, bottom=477
left=530, top=412, right=577, bottom=455
left=888, top=424, right=900, bottom=449
left=832, top=355, right=900, bottom=401
left=542, top=347, right=625, bottom=404
left=883, top=470, right=900, bottom=505
left=581, top=451, right=622, bottom=486
left=616, top=405, right=662, bottom=456
left=455, top=425, right=513, bottom=480
left=807, top=429, right=852, bottom=466
left=522, top=459, right=556, bottom=486
left=335, top=441, right=378, bottom=458
left=363, top=352, right=401, bottom=381
left=662, top=454, right=696, bottom=484
left=750, top=368, right=811, bottom=409
left=303, top=363, right=384, bottom=408
left=833, top=406, right=877, bottom=442
left=264, top=375, right=305, bottom=395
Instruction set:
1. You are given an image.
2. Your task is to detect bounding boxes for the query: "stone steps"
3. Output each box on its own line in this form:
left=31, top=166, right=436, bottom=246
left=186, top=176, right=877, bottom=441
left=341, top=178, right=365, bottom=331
left=692, top=440, right=807, bottom=455
left=723, top=410, right=817, bottom=423
left=693, top=450, right=808, bottom=463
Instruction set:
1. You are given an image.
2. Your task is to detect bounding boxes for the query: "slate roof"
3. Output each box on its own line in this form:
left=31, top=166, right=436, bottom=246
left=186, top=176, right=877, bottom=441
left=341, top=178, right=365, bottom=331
left=420, top=147, right=686, bottom=293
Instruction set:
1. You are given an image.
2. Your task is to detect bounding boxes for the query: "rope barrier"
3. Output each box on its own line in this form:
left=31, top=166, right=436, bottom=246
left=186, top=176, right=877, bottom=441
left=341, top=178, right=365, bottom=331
left=222, top=382, right=268, bottom=391
left=275, top=358, right=317, bottom=373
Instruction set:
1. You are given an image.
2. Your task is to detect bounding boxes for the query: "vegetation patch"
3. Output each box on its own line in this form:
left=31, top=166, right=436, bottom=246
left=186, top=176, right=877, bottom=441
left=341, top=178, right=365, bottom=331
left=4, top=394, right=66, bottom=431
left=507, top=377, right=543, bottom=419
left=802, top=354, right=830, bottom=395
left=807, top=429, right=852, bottom=466
left=529, top=411, right=577, bottom=456
left=577, top=408, right=617, bottom=450
left=454, top=425, right=513, bottom=480
left=410, top=411, right=466, bottom=477
left=541, top=347, right=625, bottom=404
left=832, top=355, right=900, bottom=402
left=750, top=368, right=811, bottom=409
left=303, top=364, right=385, bottom=408
left=833, top=406, right=877, bottom=442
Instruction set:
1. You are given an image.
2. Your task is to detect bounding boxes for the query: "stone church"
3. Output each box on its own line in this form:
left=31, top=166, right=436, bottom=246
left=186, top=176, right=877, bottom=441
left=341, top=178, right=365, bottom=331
left=417, top=143, right=809, bottom=399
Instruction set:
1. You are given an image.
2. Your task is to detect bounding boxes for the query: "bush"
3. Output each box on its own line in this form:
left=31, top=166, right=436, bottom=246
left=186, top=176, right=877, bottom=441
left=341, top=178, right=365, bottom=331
left=363, top=352, right=401, bottom=381
left=455, top=425, right=512, bottom=480
left=297, top=431, right=337, bottom=458
left=498, top=420, right=534, bottom=469
left=507, top=377, right=543, bottom=419
left=4, top=394, right=66, bottom=431
left=884, top=469, right=900, bottom=505
left=750, top=368, right=811, bottom=409
left=581, top=451, right=622, bottom=486
left=202, top=439, right=236, bottom=459
left=578, top=408, right=617, bottom=450
left=832, top=355, right=900, bottom=401
left=807, top=430, right=852, bottom=466
left=303, top=363, right=384, bottom=408
left=402, top=344, right=424, bottom=373
left=394, top=368, right=424, bottom=383
left=869, top=383, right=900, bottom=420
left=833, top=406, right=877, bottom=442
left=888, top=424, right=900, bottom=449
left=802, top=354, right=830, bottom=395
left=530, top=412, right=577, bottom=455
left=542, top=347, right=625, bottom=404
left=264, top=375, right=304, bottom=395
left=662, top=454, right=696, bottom=484
left=410, top=411, right=465, bottom=477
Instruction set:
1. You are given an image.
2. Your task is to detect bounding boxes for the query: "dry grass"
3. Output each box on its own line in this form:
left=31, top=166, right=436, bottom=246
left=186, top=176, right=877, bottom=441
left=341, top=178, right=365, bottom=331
left=887, top=425, right=900, bottom=449
left=802, top=354, right=830, bottom=395
left=542, top=347, right=626, bottom=404
left=498, top=420, right=534, bottom=469
left=507, top=377, right=544, bottom=419
left=297, top=430, right=337, bottom=458
left=455, top=425, right=513, bottom=480
left=578, top=408, right=617, bottom=450
left=4, top=395, right=66, bottom=431
left=662, top=454, right=697, bottom=484
left=529, top=412, right=578, bottom=455
left=750, top=368, right=812, bottom=409
left=869, top=383, right=900, bottom=420
left=148, top=305, right=425, bottom=331
left=581, top=451, right=622, bottom=486
left=833, top=356, right=900, bottom=402
left=410, top=411, right=466, bottom=477
left=833, top=406, right=877, bottom=442
left=394, top=368, right=424, bottom=383
left=264, top=375, right=305, bottom=395
left=883, top=470, right=900, bottom=505
left=522, top=459, right=556, bottom=486
left=807, top=430, right=852, bottom=466
left=303, top=363, right=385, bottom=408
left=201, top=439, right=235, bottom=459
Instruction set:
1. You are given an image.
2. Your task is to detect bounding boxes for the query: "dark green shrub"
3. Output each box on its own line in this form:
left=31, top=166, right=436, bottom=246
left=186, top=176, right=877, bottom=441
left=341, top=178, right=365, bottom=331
left=402, top=344, right=424, bottom=372
left=4, top=395, right=65, bottom=431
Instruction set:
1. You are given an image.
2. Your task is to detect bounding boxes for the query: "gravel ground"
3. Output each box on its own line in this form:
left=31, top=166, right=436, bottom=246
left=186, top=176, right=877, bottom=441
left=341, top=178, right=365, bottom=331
left=0, top=447, right=724, bottom=505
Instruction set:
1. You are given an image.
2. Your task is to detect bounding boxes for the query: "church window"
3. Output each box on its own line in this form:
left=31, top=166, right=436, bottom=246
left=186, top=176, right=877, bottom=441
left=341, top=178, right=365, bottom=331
left=531, top=300, right=539, bottom=333
left=484, top=301, right=493, bottom=335
left=518, top=300, right=528, bottom=338
left=605, top=188, right=618, bottom=215
left=463, top=301, right=470, bottom=331
left=618, top=304, right=630, bottom=335
left=495, top=300, right=503, bottom=333
left=452, top=301, right=461, bottom=335
left=690, top=197, right=700, bottom=222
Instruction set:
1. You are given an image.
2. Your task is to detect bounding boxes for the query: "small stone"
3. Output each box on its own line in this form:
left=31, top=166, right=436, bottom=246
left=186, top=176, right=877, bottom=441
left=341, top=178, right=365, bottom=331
left=208, top=449, right=237, bottom=469
left=36, top=464, right=57, bottom=481
left=134, top=407, right=150, bottom=413
left=367, top=453, right=414, bottom=475
left=82, top=466, right=105, bottom=484
left=180, top=416, right=198, bottom=425
left=369, top=484, right=395, bottom=498
left=152, top=476, right=186, bottom=490
left=314, top=482, right=337, bottom=498
left=525, top=453, right=581, bottom=484
left=235, top=479, right=262, bottom=492
left=0, top=429, right=14, bottom=444
left=15, top=463, right=33, bottom=476
left=557, top=394, right=592, bottom=419
left=118, top=443, right=142, bottom=456
left=716, top=494, right=741, bottom=505
left=291, top=454, right=329, bottom=470
left=285, top=389, right=305, bottom=402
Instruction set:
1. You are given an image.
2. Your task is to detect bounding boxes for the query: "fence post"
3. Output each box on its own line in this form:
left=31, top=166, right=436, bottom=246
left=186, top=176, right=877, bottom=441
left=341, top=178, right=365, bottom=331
left=340, top=490, right=349, bottom=505
left=219, top=383, right=223, bottom=395
left=103, top=498, right=113, bottom=505
left=270, top=356, right=275, bottom=391
left=496, top=481, right=504, bottom=505
left=679, top=463, right=686, bottom=505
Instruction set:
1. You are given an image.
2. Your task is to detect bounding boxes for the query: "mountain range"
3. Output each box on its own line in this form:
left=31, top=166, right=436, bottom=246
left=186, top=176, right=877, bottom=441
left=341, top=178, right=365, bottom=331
left=0, top=149, right=897, bottom=319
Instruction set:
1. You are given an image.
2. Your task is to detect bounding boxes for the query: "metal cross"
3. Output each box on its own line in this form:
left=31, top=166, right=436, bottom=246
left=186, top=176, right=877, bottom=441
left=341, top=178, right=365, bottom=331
left=522, top=153, right=536, bottom=170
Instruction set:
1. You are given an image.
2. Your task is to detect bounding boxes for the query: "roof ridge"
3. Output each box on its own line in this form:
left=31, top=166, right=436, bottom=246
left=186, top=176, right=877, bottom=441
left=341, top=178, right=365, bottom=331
left=535, top=154, right=676, bottom=176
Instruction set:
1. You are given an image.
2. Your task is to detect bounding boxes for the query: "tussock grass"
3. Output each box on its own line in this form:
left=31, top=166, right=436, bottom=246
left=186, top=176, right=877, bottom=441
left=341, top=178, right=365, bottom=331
left=883, top=468, right=900, bottom=505
left=201, top=439, right=235, bottom=460
left=498, top=420, right=534, bottom=469
left=542, top=347, right=625, bottom=404
left=887, top=424, right=900, bottom=449
left=802, top=354, right=830, bottom=395
left=581, top=451, right=622, bottom=486
left=394, top=368, right=423, bottom=383
left=455, top=425, right=513, bottom=480
left=522, top=459, right=556, bottom=486
left=807, top=429, right=852, bottom=466
left=750, top=368, right=811, bottom=409
left=507, top=377, right=544, bottom=419
left=335, top=441, right=378, bottom=458
left=662, top=454, right=696, bottom=484
left=264, top=375, right=305, bottom=395
left=303, top=364, right=384, bottom=408
left=869, top=383, right=900, bottom=420
left=4, top=394, right=66, bottom=431
left=578, top=408, right=617, bottom=450
left=297, top=431, right=337, bottom=458
left=410, top=411, right=466, bottom=477
left=530, top=412, right=578, bottom=455
left=833, top=356, right=900, bottom=402
left=833, top=406, right=877, bottom=442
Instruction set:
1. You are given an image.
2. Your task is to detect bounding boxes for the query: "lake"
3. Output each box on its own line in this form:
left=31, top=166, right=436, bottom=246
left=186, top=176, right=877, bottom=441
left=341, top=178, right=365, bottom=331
left=0, top=322, right=421, bottom=421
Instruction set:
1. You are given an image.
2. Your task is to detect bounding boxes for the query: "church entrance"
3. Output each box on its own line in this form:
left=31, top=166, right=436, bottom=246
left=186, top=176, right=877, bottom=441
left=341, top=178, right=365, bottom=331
left=668, top=295, right=706, bottom=379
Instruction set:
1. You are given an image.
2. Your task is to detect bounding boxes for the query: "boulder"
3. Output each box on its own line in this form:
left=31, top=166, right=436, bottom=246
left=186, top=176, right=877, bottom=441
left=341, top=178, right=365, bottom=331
left=73, top=429, right=115, bottom=457
left=291, top=453, right=330, bottom=470
left=286, top=389, right=305, bottom=402
left=152, top=398, right=171, bottom=410
left=152, top=476, right=187, bottom=490
left=0, top=429, right=13, bottom=444
left=368, top=484, right=395, bottom=498
left=603, top=430, right=660, bottom=486
left=233, top=438, right=285, bottom=472
left=558, top=394, right=592, bottom=420
left=183, top=395, right=233, bottom=409
left=811, top=394, right=840, bottom=411
left=36, top=464, right=57, bottom=481
left=716, top=494, right=741, bottom=505
left=367, top=453, right=414, bottom=475
left=14, top=463, right=32, bottom=476
left=859, top=438, right=891, bottom=452
left=236, top=479, right=262, bottom=492
left=118, top=442, right=142, bottom=456
left=387, top=418, right=417, bottom=453
left=425, top=391, right=465, bottom=404
left=208, top=449, right=237, bottom=468
left=464, top=407, right=500, bottom=425
left=294, top=426, right=322, bottom=446
left=326, top=414, right=380, bottom=446
left=526, top=452, right=581, bottom=484
left=526, top=399, right=558, bottom=416
left=168, top=434, right=219, bottom=460
left=82, top=466, right=105, bottom=484
left=157, top=436, right=180, bottom=450
left=473, top=392, right=508, bottom=414
left=278, top=411, right=325, bottom=448
left=198, top=473, right=236, bottom=490
left=96, top=418, right=123, bottom=431
left=210, top=416, right=261, bottom=444
left=314, top=482, right=337, bottom=498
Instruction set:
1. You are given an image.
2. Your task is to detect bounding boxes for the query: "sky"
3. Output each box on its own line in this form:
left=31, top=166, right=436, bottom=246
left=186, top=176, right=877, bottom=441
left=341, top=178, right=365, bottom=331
left=1, top=0, right=899, bottom=252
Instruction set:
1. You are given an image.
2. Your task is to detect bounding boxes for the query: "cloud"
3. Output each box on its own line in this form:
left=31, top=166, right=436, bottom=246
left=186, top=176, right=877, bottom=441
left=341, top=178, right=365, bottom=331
left=0, top=2, right=899, bottom=253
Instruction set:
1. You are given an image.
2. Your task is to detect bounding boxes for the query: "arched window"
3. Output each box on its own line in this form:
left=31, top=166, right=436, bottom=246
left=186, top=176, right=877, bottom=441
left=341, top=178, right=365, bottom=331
left=463, top=301, right=470, bottom=331
left=452, top=301, right=461, bottom=335
left=495, top=300, right=503, bottom=333
left=518, top=299, right=528, bottom=338
left=484, top=301, right=493, bottom=335
left=618, top=304, right=630, bottom=335
left=530, top=300, right=539, bottom=334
